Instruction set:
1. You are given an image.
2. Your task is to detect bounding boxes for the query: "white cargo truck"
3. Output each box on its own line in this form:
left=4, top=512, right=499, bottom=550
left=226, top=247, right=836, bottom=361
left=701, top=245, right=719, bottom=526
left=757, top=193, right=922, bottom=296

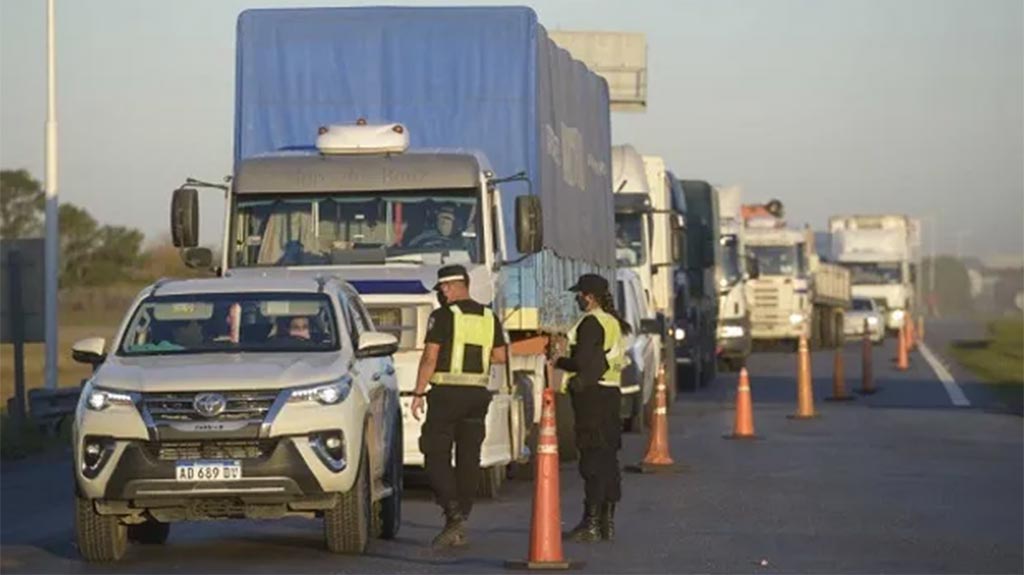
left=744, top=204, right=851, bottom=348
left=829, top=215, right=921, bottom=334
left=714, top=185, right=752, bottom=370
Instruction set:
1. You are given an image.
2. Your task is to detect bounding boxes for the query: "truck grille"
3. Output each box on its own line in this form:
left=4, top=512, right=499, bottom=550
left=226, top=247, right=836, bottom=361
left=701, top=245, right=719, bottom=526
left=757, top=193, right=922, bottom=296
left=367, top=305, right=419, bottom=349
left=753, top=287, right=781, bottom=307
left=147, top=439, right=278, bottom=460
left=142, top=391, right=280, bottom=424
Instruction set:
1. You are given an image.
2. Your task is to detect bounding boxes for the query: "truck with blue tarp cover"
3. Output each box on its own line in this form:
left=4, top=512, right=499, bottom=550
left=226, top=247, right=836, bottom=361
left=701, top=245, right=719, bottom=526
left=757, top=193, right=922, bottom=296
left=169, top=6, right=616, bottom=477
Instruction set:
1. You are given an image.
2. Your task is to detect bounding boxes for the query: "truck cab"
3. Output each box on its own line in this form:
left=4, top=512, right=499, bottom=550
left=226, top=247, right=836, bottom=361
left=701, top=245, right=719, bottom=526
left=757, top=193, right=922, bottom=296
left=172, top=123, right=530, bottom=496
left=714, top=186, right=753, bottom=371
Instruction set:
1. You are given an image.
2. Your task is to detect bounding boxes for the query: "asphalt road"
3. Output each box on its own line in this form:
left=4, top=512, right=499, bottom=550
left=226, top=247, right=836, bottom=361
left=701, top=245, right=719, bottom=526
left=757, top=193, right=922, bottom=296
left=2, top=320, right=1021, bottom=574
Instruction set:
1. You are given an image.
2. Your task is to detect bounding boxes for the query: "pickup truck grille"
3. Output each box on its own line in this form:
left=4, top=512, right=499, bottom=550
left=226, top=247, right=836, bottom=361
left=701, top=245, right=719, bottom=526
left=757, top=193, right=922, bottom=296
left=147, top=439, right=278, bottom=460
left=142, top=391, right=280, bottom=424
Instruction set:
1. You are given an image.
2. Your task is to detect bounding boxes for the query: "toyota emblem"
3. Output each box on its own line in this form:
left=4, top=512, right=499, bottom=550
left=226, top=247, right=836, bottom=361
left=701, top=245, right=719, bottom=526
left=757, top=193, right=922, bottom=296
left=193, top=393, right=227, bottom=418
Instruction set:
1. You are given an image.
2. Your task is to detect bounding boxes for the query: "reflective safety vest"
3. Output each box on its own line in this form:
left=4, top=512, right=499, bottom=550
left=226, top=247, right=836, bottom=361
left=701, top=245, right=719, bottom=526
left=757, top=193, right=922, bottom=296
left=562, top=309, right=625, bottom=390
left=429, top=305, right=496, bottom=387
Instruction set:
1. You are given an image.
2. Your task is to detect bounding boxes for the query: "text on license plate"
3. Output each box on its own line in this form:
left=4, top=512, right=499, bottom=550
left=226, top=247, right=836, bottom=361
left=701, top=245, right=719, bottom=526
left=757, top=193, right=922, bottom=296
left=175, top=460, right=242, bottom=482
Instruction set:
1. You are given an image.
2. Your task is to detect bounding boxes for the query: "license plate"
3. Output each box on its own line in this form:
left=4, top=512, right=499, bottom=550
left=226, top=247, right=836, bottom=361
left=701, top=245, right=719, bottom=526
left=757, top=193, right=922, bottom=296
left=175, top=460, right=242, bottom=482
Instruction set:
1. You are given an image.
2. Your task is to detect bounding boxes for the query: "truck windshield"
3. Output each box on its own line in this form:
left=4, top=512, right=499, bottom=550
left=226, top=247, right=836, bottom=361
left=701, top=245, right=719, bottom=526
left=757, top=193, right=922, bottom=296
left=749, top=245, right=802, bottom=277
left=719, top=235, right=742, bottom=287
left=118, top=293, right=339, bottom=356
left=615, top=213, right=646, bottom=266
left=231, top=190, right=482, bottom=267
left=845, top=262, right=902, bottom=285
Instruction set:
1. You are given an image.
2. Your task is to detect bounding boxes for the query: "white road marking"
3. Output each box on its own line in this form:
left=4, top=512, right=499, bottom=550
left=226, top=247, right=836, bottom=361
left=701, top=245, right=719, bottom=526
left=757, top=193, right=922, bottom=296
left=918, top=342, right=971, bottom=407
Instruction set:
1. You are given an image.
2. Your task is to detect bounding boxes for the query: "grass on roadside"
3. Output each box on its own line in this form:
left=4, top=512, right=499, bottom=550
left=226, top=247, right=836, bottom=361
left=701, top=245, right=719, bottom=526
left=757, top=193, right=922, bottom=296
left=949, top=318, right=1023, bottom=413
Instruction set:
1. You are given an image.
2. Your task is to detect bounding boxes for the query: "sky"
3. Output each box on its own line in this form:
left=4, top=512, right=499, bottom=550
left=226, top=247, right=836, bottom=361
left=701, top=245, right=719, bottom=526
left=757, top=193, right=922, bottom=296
left=1, top=0, right=1021, bottom=258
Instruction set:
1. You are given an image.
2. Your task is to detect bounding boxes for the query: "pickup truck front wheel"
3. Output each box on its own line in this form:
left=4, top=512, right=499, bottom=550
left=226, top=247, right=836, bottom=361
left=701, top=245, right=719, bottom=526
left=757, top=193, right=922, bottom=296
left=75, top=495, right=127, bottom=562
left=324, top=445, right=370, bottom=554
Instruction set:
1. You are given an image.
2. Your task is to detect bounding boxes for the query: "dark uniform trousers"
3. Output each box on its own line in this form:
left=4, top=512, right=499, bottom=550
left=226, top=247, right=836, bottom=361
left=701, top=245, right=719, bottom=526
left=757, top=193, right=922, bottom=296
left=570, top=383, right=622, bottom=504
left=420, top=385, right=492, bottom=514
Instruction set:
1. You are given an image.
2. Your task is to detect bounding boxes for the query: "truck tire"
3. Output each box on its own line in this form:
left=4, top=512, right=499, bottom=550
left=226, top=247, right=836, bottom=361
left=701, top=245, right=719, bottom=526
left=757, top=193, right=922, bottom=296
left=478, top=464, right=505, bottom=499
left=324, top=445, right=370, bottom=554
left=127, top=520, right=170, bottom=545
left=75, top=495, right=128, bottom=562
left=555, top=391, right=578, bottom=462
left=377, top=418, right=402, bottom=540
left=507, top=372, right=535, bottom=480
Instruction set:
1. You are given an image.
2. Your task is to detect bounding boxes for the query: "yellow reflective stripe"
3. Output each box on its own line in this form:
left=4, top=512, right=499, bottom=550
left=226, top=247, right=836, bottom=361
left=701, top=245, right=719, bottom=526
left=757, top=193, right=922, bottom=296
left=562, top=310, right=625, bottom=386
left=430, top=372, right=490, bottom=386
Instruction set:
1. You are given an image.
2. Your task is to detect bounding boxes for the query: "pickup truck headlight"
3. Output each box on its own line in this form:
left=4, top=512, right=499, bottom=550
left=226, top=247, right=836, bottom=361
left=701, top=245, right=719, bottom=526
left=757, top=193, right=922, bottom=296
left=85, top=386, right=136, bottom=411
left=789, top=313, right=804, bottom=325
left=289, top=377, right=353, bottom=406
left=720, top=325, right=745, bottom=338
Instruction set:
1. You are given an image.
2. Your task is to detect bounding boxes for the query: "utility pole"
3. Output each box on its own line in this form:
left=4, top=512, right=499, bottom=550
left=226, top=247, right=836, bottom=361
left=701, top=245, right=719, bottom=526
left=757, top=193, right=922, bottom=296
left=44, top=0, right=59, bottom=390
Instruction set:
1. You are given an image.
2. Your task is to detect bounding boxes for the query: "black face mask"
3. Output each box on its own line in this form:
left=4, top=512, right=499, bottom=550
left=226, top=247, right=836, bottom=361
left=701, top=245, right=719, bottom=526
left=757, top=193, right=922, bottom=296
left=436, top=290, right=448, bottom=306
left=575, top=294, right=588, bottom=312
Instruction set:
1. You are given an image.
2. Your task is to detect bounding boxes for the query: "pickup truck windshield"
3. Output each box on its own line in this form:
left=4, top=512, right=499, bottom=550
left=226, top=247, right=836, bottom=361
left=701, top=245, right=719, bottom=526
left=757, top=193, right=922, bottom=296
left=749, top=245, right=803, bottom=277
left=614, top=213, right=646, bottom=266
left=232, top=190, right=481, bottom=267
left=845, top=262, right=902, bottom=285
left=119, top=293, right=339, bottom=356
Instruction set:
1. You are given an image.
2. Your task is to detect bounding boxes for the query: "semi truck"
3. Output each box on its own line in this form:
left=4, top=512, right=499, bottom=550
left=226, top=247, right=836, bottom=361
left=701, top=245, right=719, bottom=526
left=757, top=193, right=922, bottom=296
left=714, top=185, right=752, bottom=371
left=669, top=176, right=719, bottom=388
left=169, top=6, right=617, bottom=482
left=610, top=146, right=684, bottom=416
left=828, top=215, right=921, bottom=334
left=744, top=202, right=851, bottom=349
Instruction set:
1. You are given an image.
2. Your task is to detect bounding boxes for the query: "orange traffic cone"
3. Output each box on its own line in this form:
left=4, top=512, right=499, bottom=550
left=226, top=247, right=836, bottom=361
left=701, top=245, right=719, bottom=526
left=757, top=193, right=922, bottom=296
left=858, top=319, right=878, bottom=395
left=826, top=341, right=855, bottom=402
left=506, top=389, right=579, bottom=570
left=788, top=335, right=819, bottom=419
left=896, top=324, right=909, bottom=371
left=724, top=368, right=759, bottom=439
left=626, top=365, right=678, bottom=473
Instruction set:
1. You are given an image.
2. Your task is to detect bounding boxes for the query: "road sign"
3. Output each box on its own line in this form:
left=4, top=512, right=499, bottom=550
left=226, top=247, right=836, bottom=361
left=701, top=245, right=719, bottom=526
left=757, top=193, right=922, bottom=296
left=1, top=239, right=46, bottom=343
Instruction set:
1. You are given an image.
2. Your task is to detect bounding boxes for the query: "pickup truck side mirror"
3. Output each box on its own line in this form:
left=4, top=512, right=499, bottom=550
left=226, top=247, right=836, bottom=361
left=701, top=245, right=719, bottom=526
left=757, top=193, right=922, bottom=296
left=171, top=187, right=199, bottom=248
left=515, top=195, right=543, bottom=255
left=356, top=332, right=399, bottom=359
left=72, top=337, right=107, bottom=367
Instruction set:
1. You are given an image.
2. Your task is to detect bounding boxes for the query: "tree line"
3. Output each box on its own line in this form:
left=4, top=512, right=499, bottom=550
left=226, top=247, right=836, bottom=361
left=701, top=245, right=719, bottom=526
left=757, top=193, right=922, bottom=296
left=0, top=168, right=198, bottom=287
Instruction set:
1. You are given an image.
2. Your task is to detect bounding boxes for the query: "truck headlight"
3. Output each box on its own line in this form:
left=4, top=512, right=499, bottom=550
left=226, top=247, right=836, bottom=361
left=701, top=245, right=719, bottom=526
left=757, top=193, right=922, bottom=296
left=789, top=313, right=804, bottom=325
left=289, top=377, right=353, bottom=405
left=721, top=325, right=745, bottom=338
left=85, top=387, right=136, bottom=411
left=891, top=309, right=905, bottom=321
left=867, top=316, right=879, bottom=326
left=673, top=327, right=686, bottom=341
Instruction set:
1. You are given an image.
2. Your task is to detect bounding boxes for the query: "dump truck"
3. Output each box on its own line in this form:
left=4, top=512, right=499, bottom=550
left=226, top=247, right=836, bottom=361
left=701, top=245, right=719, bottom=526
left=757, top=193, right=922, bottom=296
left=744, top=202, right=850, bottom=348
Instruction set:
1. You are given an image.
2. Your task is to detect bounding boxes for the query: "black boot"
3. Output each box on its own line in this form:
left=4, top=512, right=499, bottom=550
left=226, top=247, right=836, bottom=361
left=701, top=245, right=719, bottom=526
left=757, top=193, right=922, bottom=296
left=600, top=503, right=615, bottom=541
left=566, top=503, right=602, bottom=543
left=432, top=503, right=467, bottom=548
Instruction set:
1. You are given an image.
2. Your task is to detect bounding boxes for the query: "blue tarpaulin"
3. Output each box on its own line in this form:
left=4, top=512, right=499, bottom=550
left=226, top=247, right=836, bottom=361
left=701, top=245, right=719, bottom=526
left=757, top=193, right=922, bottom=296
left=235, top=6, right=615, bottom=329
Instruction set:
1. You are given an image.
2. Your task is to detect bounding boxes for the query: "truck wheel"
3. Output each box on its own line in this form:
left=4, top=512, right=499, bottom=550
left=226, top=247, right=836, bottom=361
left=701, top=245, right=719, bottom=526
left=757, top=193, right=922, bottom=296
left=127, top=520, right=170, bottom=545
left=478, top=464, right=505, bottom=499
left=555, top=392, right=578, bottom=462
left=377, top=418, right=402, bottom=540
left=324, top=445, right=370, bottom=554
left=75, top=495, right=128, bottom=562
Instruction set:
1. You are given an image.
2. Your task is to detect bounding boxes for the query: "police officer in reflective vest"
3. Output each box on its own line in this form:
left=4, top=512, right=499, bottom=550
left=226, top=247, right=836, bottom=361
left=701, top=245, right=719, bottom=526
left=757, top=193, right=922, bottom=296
left=410, top=264, right=507, bottom=548
left=549, top=273, right=630, bottom=543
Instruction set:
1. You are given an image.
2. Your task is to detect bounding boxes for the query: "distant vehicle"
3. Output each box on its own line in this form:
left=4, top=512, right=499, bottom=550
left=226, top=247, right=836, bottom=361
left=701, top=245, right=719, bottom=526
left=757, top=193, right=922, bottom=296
left=714, top=185, right=754, bottom=371
left=829, top=215, right=921, bottom=335
left=744, top=202, right=851, bottom=349
left=670, top=177, right=720, bottom=388
left=844, top=296, right=885, bottom=344
left=616, top=269, right=659, bottom=432
left=71, top=275, right=402, bottom=562
left=170, top=6, right=618, bottom=466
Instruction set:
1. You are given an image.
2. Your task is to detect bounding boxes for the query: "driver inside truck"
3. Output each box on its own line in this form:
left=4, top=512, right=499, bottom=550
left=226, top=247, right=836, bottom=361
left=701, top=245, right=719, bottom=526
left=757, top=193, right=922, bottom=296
left=271, top=316, right=312, bottom=341
left=405, top=203, right=461, bottom=248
